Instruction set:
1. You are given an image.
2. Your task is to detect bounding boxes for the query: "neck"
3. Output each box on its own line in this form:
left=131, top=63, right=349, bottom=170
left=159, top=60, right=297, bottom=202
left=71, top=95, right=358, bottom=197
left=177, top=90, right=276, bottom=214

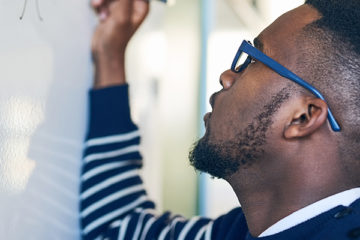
left=227, top=154, right=355, bottom=237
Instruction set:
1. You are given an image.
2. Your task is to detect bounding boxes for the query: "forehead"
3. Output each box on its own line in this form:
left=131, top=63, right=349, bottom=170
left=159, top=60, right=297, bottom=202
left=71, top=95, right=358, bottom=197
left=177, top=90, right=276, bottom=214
left=257, top=4, right=321, bottom=62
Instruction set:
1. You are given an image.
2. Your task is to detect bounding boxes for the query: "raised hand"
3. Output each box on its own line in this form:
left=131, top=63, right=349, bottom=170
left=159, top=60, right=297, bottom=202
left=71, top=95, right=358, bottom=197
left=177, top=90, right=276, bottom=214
left=91, top=0, right=149, bottom=88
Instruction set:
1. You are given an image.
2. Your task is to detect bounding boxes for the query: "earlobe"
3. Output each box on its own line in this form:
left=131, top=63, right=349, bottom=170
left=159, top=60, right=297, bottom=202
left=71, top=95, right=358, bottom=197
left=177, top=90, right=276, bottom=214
left=284, top=98, right=328, bottom=139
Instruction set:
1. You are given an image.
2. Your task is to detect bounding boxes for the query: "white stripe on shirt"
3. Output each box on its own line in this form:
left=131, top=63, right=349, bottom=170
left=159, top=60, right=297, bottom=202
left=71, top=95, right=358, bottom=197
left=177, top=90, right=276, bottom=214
left=132, top=209, right=156, bottom=240
left=178, top=216, right=201, bottom=240
left=82, top=160, right=141, bottom=181
left=83, top=195, right=149, bottom=234
left=81, top=184, right=145, bottom=217
left=205, top=221, right=213, bottom=240
left=139, top=217, right=156, bottom=240
left=118, top=215, right=131, bottom=240
left=158, top=217, right=184, bottom=240
left=81, top=170, right=138, bottom=199
left=194, top=224, right=209, bottom=240
left=84, top=145, right=140, bottom=164
left=85, top=130, right=140, bottom=147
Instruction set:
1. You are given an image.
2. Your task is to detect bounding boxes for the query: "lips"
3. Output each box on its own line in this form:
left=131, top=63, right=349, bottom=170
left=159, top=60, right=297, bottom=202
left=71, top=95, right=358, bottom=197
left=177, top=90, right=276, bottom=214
left=204, top=90, right=222, bottom=128
left=209, top=90, right=222, bottom=109
left=204, top=92, right=220, bottom=128
left=203, top=112, right=212, bottom=128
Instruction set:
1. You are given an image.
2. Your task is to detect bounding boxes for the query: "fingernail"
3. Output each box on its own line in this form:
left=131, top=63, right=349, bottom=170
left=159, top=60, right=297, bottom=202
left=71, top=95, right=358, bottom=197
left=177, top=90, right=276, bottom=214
left=92, top=0, right=102, bottom=6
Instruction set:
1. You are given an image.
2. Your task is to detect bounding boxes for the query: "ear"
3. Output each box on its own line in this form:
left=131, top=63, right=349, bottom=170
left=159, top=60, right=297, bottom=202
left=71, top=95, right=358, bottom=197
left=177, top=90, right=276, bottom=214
left=284, top=98, right=328, bottom=139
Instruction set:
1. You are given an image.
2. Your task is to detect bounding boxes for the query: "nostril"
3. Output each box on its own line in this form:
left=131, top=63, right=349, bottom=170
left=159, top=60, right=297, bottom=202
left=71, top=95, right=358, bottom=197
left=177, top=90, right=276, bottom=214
left=219, top=78, right=224, bottom=87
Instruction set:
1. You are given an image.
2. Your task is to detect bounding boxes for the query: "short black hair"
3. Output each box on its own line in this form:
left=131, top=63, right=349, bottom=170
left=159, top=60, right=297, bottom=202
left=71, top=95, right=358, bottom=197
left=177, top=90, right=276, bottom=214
left=305, top=0, right=360, bottom=55
left=297, top=0, right=360, bottom=182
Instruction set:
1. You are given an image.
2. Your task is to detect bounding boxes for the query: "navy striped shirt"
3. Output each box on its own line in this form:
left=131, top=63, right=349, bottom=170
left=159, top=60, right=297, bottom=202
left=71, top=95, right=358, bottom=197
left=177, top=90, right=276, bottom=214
left=80, top=85, right=248, bottom=240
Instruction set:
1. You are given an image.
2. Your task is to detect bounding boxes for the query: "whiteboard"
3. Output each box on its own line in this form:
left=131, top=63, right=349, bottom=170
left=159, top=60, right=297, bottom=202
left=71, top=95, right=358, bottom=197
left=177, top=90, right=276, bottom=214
left=0, top=0, right=94, bottom=239
left=0, top=0, right=203, bottom=238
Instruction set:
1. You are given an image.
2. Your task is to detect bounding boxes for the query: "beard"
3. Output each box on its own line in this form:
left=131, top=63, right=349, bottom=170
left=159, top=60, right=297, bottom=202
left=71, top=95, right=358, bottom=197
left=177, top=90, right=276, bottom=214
left=189, top=88, right=290, bottom=179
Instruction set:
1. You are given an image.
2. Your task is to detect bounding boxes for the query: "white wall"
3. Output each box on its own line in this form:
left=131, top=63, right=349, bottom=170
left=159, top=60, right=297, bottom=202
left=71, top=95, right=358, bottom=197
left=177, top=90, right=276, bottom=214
left=128, top=0, right=201, bottom=218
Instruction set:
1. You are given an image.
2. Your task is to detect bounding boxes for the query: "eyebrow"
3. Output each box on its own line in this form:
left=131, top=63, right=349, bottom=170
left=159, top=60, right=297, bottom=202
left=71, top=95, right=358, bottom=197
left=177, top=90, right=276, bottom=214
left=253, top=37, right=264, bottom=51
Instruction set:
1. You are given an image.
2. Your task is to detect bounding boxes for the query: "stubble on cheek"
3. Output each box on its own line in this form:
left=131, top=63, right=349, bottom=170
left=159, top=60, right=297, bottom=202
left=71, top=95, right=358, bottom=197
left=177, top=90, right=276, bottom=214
left=189, top=88, right=291, bottom=179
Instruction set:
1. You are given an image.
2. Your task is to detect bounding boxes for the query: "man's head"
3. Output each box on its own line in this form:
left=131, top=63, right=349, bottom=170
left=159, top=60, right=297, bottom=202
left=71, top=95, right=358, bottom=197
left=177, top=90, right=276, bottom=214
left=189, top=1, right=360, bottom=186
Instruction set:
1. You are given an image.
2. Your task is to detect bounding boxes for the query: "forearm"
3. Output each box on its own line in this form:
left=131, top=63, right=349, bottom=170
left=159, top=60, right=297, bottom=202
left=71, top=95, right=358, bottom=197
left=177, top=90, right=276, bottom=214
left=80, top=85, right=154, bottom=239
left=81, top=3, right=143, bottom=236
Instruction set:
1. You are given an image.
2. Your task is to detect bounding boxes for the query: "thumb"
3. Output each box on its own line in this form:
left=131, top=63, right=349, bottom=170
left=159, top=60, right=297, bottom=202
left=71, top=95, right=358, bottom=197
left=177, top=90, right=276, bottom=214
left=132, top=0, right=150, bottom=25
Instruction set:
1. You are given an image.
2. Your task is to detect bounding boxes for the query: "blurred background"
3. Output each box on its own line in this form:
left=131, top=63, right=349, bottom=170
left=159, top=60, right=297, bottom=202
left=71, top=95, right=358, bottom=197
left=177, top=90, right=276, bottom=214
left=0, top=0, right=302, bottom=239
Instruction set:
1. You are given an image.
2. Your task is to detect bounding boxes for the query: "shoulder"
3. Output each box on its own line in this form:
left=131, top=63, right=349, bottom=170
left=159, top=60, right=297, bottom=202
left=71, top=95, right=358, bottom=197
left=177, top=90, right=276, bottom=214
left=211, top=207, right=249, bottom=240
left=314, top=198, right=360, bottom=240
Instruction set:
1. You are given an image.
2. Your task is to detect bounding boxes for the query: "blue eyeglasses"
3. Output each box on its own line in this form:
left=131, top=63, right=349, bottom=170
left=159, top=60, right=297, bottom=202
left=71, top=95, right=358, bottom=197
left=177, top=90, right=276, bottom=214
left=231, top=40, right=341, bottom=132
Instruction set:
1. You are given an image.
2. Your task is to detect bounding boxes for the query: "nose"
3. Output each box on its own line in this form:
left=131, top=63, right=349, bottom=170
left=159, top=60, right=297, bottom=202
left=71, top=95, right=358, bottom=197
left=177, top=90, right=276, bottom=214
left=219, top=70, right=237, bottom=89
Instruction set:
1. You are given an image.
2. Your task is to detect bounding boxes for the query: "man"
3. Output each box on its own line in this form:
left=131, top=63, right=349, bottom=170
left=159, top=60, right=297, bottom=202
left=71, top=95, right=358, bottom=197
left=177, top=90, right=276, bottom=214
left=80, top=0, right=360, bottom=239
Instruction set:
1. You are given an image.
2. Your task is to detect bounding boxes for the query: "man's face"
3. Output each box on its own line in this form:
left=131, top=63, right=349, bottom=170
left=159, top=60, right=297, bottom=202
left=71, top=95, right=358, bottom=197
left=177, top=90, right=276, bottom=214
left=189, top=5, right=321, bottom=179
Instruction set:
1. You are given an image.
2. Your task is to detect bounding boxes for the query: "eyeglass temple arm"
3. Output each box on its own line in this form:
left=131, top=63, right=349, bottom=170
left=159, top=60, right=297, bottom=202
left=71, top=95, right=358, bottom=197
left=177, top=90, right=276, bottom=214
left=241, top=42, right=341, bottom=132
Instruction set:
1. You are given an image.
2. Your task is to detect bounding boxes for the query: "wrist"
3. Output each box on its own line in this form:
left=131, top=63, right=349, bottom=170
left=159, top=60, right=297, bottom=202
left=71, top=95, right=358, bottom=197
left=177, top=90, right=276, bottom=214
left=93, top=53, right=126, bottom=89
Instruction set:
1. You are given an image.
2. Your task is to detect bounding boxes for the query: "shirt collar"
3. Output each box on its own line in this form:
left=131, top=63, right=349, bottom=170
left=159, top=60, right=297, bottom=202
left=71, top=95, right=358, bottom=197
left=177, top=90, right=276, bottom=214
left=259, top=187, right=360, bottom=237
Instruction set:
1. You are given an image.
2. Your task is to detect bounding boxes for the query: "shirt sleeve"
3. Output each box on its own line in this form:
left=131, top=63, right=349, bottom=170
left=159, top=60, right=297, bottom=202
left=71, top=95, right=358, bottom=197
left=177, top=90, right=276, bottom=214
left=80, top=85, right=245, bottom=240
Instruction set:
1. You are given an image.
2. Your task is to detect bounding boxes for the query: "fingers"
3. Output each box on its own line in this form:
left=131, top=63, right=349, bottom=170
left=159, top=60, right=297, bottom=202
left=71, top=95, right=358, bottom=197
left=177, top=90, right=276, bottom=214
left=92, top=0, right=149, bottom=12
left=92, top=0, right=149, bottom=24
left=91, top=0, right=103, bottom=8
left=91, top=0, right=104, bottom=13
left=91, top=0, right=112, bottom=18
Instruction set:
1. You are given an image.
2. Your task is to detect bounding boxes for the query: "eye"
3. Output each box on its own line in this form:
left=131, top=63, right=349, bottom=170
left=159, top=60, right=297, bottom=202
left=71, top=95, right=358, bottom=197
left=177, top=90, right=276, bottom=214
left=233, top=54, right=254, bottom=73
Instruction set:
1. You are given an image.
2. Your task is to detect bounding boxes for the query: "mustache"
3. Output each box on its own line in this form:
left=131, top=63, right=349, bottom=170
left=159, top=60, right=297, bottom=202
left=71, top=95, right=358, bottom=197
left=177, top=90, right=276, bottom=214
left=210, top=90, right=222, bottom=108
